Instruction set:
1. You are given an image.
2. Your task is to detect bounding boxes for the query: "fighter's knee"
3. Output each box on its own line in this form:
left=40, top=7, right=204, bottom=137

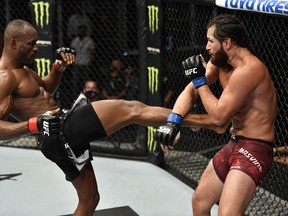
left=91, top=191, right=100, bottom=209
left=192, top=192, right=200, bottom=208
left=91, top=189, right=100, bottom=204
left=192, top=193, right=211, bottom=215
left=83, top=191, right=100, bottom=215
left=75, top=191, right=100, bottom=216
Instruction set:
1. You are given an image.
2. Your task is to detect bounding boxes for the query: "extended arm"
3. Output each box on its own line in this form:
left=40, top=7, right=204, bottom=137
left=0, top=119, right=28, bottom=139
left=183, top=113, right=229, bottom=134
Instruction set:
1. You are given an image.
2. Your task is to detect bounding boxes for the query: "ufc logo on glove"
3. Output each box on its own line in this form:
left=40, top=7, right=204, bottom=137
left=157, top=126, right=171, bottom=134
left=42, top=121, right=50, bottom=136
left=185, top=68, right=198, bottom=76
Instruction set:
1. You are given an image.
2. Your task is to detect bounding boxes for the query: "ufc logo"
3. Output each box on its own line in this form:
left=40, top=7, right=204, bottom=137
left=43, top=121, right=50, bottom=136
left=185, top=68, right=197, bottom=76
left=157, top=126, right=171, bottom=134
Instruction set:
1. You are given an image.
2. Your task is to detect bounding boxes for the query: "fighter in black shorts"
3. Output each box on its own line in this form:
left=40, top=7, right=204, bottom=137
left=0, top=19, right=224, bottom=216
left=39, top=102, right=106, bottom=181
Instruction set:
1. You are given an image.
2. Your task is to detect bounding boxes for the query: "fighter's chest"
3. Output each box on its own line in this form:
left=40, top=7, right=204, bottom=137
left=14, top=73, right=41, bottom=98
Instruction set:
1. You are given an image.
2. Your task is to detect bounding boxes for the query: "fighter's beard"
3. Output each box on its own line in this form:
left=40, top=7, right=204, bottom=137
left=210, top=49, right=229, bottom=68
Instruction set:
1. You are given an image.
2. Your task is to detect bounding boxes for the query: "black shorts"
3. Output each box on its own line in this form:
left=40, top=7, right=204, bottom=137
left=39, top=104, right=107, bottom=181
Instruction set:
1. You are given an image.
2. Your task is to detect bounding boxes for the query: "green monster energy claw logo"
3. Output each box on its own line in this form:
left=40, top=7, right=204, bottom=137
left=32, top=1, right=50, bottom=28
left=147, top=5, right=159, bottom=34
left=147, top=66, right=159, bottom=94
left=147, top=126, right=157, bottom=152
left=35, top=58, right=51, bottom=77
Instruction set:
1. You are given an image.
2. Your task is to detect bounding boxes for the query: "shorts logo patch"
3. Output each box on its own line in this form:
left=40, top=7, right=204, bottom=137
left=230, top=159, right=241, bottom=170
left=238, top=147, right=262, bottom=172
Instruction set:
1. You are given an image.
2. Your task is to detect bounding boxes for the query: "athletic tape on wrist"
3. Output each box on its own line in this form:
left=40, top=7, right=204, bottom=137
left=167, top=113, right=183, bottom=126
left=28, top=117, right=39, bottom=134
left=52, top=61, right=66, bottom=72
left=192, top=76, right=207, bottom=89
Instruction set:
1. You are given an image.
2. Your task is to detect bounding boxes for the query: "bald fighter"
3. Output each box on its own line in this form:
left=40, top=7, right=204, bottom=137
left=0, top=19, right=225, bottom=216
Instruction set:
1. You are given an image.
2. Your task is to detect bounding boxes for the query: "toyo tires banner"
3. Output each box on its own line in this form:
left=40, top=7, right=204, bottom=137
left=216, top=0, right=288, bottom=16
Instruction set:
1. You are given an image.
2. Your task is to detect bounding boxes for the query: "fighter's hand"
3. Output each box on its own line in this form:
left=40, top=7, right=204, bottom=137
left=53, top=47, right=76, bottom=72
left=28, top=109, right=62, bottom=138
left=160, top=131, right=180, bottom=152
left=182, top=55, right=207, bottom=88
left=155, top=113, right=182, bottom=151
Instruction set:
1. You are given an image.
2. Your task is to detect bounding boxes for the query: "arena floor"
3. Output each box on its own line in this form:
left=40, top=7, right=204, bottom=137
left=0, top=146, right=219, bottom=216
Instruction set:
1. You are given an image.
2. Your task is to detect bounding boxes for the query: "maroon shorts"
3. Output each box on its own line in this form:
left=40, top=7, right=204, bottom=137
left=212, top=135, right=273, bottom=185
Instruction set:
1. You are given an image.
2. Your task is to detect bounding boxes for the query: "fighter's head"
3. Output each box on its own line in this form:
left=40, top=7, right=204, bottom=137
left=205, top=14, right=255, bottom=67
left=207, top=14, right=250, bottom=49
left=4, top=19, right=38, bottom=66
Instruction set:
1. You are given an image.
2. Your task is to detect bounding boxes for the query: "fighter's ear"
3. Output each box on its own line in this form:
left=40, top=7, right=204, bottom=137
left=10, top=38, right=17, bottom=49
left=223, top=37, right=233, bottom=49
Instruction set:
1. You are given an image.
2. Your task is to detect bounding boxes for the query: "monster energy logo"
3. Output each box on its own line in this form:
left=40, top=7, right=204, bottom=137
left=147, top=66, right=159, bottom=94
left=32, top=1, right=50, bottom=28
left=147, top=126, right=157, bottom=152
left=147, top=5, right=159, bottom=34
left=35, top=58, right=51, bottom=77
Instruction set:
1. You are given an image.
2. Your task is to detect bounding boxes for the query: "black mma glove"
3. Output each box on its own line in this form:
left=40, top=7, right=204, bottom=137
left=53, top=47, right=76, bottom=72
left=155, top=112, right=183, bottom=146
left=55, top=47, right=76, bottom=60
left=28, top=113, right=61, bottom=138
left=182, top=55, right=207, bottom=88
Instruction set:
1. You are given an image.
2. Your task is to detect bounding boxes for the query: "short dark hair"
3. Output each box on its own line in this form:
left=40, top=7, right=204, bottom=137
left=207, top=14, right=255, bottom=53
left=4, top=19, right=33, bottom=43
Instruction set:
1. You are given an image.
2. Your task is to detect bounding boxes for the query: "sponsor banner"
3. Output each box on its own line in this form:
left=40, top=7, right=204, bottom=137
left=32, top=1, right=50, bottom=29
left=34, top=58, right=51, bottom=77
left=147, top=5, right=159, bottom=34
left=147, top=66, right=159, bottom=95
left=147, top=126, right=158, bottom=152
left=146, top=0, right=163, bottom=161
left=146, top=0, right=163, bottom=105
left=30, top=0, right=55, bottom=77
left=147, top=1, right=161, bottom=50
left=216, top=0, right=288, bottom=16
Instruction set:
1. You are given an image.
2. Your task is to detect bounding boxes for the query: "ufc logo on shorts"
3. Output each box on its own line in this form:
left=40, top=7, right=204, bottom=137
left=157, top=126, right=171, bottom=134
left=185, top=68, right=197, bottom=76
left=43, top=121, right=50, bottom=136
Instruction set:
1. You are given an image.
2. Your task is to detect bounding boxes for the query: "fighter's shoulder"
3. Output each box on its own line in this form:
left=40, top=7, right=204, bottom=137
left=238, top=55, right=267, bottom=76
left=0, top=68, right=17, bottom=85
left=231, top=56, right=267, bottom=88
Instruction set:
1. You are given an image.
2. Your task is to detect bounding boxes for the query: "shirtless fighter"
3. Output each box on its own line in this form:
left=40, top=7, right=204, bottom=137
left=0, top=19, right=224, bottom=216
left=156, top=14, right=277, bottom=215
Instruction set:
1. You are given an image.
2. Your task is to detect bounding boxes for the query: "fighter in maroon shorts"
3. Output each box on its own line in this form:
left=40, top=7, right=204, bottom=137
left=156, top=14, right=276, bottom=215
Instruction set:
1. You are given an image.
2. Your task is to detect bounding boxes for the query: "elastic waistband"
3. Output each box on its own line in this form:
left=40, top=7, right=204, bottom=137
left=231, top=135, right=273, bottom=145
